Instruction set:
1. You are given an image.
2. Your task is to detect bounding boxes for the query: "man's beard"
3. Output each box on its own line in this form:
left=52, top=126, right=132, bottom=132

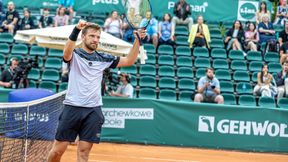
left=84, top=43, right=97, bottom=51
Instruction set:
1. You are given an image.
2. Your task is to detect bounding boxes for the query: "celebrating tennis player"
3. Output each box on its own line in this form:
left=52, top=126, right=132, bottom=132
left=47, top=20, right=146, bottom=162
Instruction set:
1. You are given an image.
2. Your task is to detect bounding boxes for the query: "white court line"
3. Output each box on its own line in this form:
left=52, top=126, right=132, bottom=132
left=89, top=160, right=112, bottom=162
left=89, top=153, right=200, bottom=162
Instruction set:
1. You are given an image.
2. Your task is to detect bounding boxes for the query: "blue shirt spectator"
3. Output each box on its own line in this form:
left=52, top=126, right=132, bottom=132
left=158, top=13, right=175, bottom=46
left=258, top=14, right=276, bottom=44
left=58, top=0, right=74, bottom=8
left=140, top=11, right=158, bottom=47
left=198, top=76, right=220, bottom=97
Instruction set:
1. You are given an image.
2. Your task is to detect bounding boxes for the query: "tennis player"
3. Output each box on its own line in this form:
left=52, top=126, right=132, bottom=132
left=47, top=20, right=145, bottom=162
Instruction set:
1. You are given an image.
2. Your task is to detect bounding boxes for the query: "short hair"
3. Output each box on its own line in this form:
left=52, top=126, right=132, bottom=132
left=206, top=68, right=214, bottom=73
left=82, top=24, right=102, bottom=35
left=8, top=1, right=14, bottom=5
left=43, top=8, right=49, bottom=11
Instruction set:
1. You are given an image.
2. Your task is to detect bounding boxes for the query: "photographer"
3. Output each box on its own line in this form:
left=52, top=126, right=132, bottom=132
left=109, top=73, right=134, bottom=98
left=194, top=68, right=224, bottom=104
left=276, top=61, right=288, bottom=103
left=0, top=57, right=18, bottom=88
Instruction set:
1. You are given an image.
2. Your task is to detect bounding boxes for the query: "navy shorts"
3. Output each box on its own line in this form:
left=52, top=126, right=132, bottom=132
left=55, top=104, right=105, bottom=143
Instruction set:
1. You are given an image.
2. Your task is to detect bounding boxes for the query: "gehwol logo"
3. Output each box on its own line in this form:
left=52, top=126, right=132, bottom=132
left=198, top=116, right=288, bottom=138
left=92, top=0, right=119, bottom=5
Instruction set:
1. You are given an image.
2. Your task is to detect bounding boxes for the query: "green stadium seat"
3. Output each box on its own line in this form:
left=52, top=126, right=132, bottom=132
left=159, top=89, right=177, bottom=100
left=39, top=81, right=57, bottom=92
left=11, top=44, right=28, bottom=55
left=158, top=45, right=174, bottom=55
left=139, top=76, right=156, bottom=89
left=176, top=56, right=192, bottom=67
left=92, top=18, right=105, bottom=26
left=236, top=82, right=253, bottom=94
left=268, top=63, right=282, bottom=73
left=211, top=48, right=227, bottom=59
left=0, top=43, right=10, bottom=54
left=175, top=25, right=189, bottom=36
left=0, top=33, right=14, bottom=43
left=233, top=71, right=250, bottom=82
left=120, top=64, right=137, bottom=75
left=176, top=35, right=189, bottom=46
left=264, top=52, right=279, bottom=63
left=145, top=54, right=156, bottom=65
left=42, top=69, right=60, bottom=82
left=246, top=51, right=262, bottom=61
left=178, top=78, right=195, bottom=91
left=231, top=60, right=247, bottom=71
left=0, top=54, right=5, bottom=65
left=158, top=77, right=176, bottom=89
left=252, top=72, right=258, bottom=82
left=239, top=95, right=256, bottom=106
left=179, top=91, right=193, bottom=102
left=196, top=68, right=206, bottom=79
left=45, top=58, right=62, bottom=69
left=59, top=82, right=68, bottom=92
left=222, top=93, right=237, bottom=105
left=130, top=75, right=137, bottom=87
left=48, top=49, right=63, bottom=57
left=175, top=46, right=191, bottom=56
left=249, top=61, right=263, bottom=72
left=158, top=55, right=174, bottom=66
left=215, top=69, right=231, bottom=81
left=210, top=29, right=222, bottom=39
left=259, top=97, right=276, bottom=108
left=28, top=68, right=40, bottom=80
left=139, top=88, right=156, bottom=99
left=220, top=81, right=234, bottom=93
left=30, top=46, right=46, bottom=57
left=278, top=98, right=288, bottom=109
left=177, top=67, right=193, bottom=79
left=144, top=44, right=156, bottom=53
left=213, top=59, right=229, bottom=69
left=28, top=80, right=37, bottom=88
left=194, top=58, right=210, bottom=68
left=228, top=50, right=245, bottom=60
left=139, top=65, right=156, bottom=76
left=193, top=47, right=209, bottom=57
left=210, top=39, right=224, bottom=49
left=158, top=66, right=175, bottom=77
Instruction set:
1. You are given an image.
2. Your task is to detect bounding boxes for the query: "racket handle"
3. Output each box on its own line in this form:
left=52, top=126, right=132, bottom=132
left=135, top=32, right=143, bottom=46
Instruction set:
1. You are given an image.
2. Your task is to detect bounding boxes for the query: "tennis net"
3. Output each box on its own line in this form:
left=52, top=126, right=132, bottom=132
left=0, top=91, right=65, bottom=162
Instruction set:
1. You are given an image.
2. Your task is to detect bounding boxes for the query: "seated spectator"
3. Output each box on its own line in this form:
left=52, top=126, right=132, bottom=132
left=278, top=21, right=288, bottom=47
left=256, top=1, right=271, bottom=25
left=194, top=68, right=224, bottom=104
left=188, top=15, right=210, bottom=49
left=109, top=73, right=134, bottom=98
left=57, top=0, right=74, bottom=20
left=224, top=20, right=245, bottom=51
left=280, top=41, right=288, bottom=64
left=104, top=10, right=123, bottom=39
left=0, top=0, right=4, bottom=25
left=141, top=11, right=158, bottom=47
left=18, top=9, right=35, bottom=30
left=258, top=14, right=276, bottom=44
left=274, top=0, right=288, bottom=25
left=54, top=7, right=69, bottom=27
left=171, top=0, right=193, bottom=38
left=276, top=61, right=288, bottom=103
left=0, top=1, right=19, bottom=34
left=245, top=23, right=259, bottom=51
left=158, top=13, right=175, bottom=46
left=39, top=8, right=53, bottom=28
left=254, top=64, right=277, bottom=97
left=0, top=58, right=18, bottom=88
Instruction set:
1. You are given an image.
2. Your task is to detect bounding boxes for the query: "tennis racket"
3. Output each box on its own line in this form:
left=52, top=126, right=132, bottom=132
left=122, top=0, right=152, bottom=45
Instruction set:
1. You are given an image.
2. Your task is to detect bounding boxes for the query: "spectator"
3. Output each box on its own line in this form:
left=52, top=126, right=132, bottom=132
left=279, top=41, right=288, bottom=64
left=224, top=20, right=245, bottom=51
left=274, top=0, right=288, bottom=25
left=245, top=22, right=259, bottom=51
left=0, top=1, right=19, bottom=34
left=256, top=1, right=271, bottom=25
left=39, top=8, right=53, bottom=28
left=158, top=13, right=175, bottom=46
left=194, top=68, right=224, bottom=104
left=61, top=62, right=69, bottom=82
left=276, top=61, right=288, bottom=103
left=141, top=10, right=158, bottom=47
left=258, top=14, right=276, bottom=44
left=122, top=12, right=134, bottom=42
left=278, top=21, right=288, bottom=47
left=104, top=10, right=123, bottom=39
left=18, top=9, right=35, bottom=30
left=57, top=0, right=74, bottom=20
left=171, top=0, right=193, bottom=38
left=188, top=15, right=210, bottom=49
left=0, top=57, right=18, bottom=88
left=0, top=0, right=4, bottom=25
left=54, top=7, right=69, bottom=27
left=253, top=64, right=277, bottom=97
left=109, top=73, right=134, bottom=98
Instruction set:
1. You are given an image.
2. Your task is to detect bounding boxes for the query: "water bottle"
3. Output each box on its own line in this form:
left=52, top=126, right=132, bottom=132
left=242, top=83, right=247, bottom=93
